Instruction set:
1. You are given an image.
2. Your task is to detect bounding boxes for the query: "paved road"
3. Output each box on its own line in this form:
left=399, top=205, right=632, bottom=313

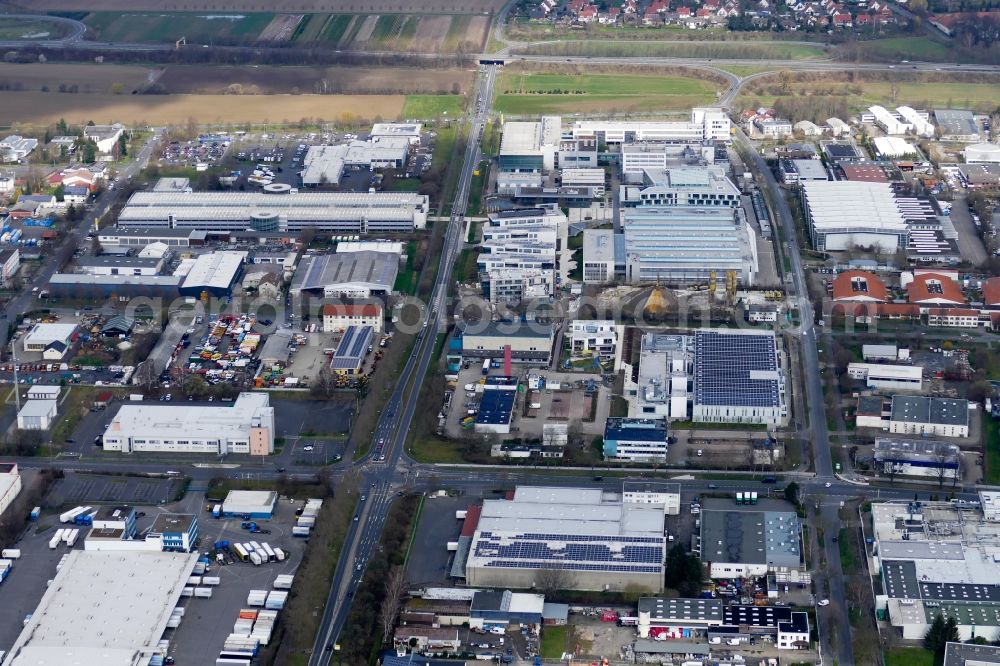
left=306, top=62, right=500, bottom=663
left=949, top=195, right=989, bottom=265
left=0, top=13, right=87, bottom=47
left=734, top=127, right=852, bottom=665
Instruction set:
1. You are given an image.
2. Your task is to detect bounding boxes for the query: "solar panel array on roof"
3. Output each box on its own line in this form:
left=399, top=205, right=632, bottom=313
left=472, top=530, right=665, bottom=574
left=330, top=325, right=373, bottom=370
left=694, top=331, right=780, bottom=408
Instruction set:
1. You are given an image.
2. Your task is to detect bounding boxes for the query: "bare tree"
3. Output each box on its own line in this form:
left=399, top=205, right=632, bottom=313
left=883, top=461, right=906, bottom=485
left=379, top=566, right=408, bottom=646
left=932, top=446, right=955, bottom=489
left=535, top=567, right=575, bottom=595
left=310, top=366, right=338, bottom=399
left=133, top=360, right=157, bottom=391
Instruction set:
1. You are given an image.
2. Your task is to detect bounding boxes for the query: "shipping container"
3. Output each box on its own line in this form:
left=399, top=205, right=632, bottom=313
left=249, top=552, right=262, bottom=566
left=273, top=575, right=294, bottom=589
left=29, top=507, right=40, bottom=521
left=60, top=506, right=91, bottom=524
left=247, top=590, right=268, bottom=606
left=194, top=587, right=213, bottom=598
left=291, top=526, right=310, bottom=538
left=180, top=587, right=194, bottom=597
left=238, top=609, right=258, bottom=620
left=188, top=576, right=203, bottom=586
left=65, top=529, right=79, bottom=547
left=2, top=549, right=21, bottom=559
left=202, top=576, right=221, bottom=586
left=260, top=543, right=275, bottom=562
left=233, top=543, right=249, bottom=561
left=213, top=504, right=222, bottom=518
left=48, top=530, right=64, bottom=549
left=273, top=547, right=285, bottom=562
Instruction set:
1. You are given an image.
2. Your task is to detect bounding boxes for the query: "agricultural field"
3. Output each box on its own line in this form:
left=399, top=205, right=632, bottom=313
left=154, top=65, right=474, bottom=95
left=0, top=63, right=157, bottom=95
left=0, top=17, right=74, bottom=41
left=84, top=12, right=274, bottom=45
left=495, top=70, right=721, bottom=115
left=0, top=91, right=406, bottom=127
left=74, top=10, right=488, bottom=51
left=850, top=36, right=954, bottom=61
left=25, top=0, right=503, bottom=10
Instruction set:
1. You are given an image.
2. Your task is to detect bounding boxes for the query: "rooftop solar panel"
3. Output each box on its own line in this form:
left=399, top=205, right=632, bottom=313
left=693, top=331, right=781, bottom=408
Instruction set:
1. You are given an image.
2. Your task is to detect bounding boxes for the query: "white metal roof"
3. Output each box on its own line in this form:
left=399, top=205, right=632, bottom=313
left=848, top=362, right=923, bottom=380
left=3, top=550, right=198, bottom=666
left=802, top=181, right=908, bottom=233
left=106, top=392, right=271, bottom=441
left=24, top=323, right=77, bottom=347
left=17, top=399, right=56, bottom=418
left=180, top=251, right=245, bottom=291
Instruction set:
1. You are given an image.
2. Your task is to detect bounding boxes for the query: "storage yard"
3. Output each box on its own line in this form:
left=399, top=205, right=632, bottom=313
left=0, top=483, right=315, bottom=665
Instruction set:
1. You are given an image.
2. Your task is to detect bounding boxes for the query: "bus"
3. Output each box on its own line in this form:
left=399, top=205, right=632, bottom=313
left=232, top=543, right=249, bottom=562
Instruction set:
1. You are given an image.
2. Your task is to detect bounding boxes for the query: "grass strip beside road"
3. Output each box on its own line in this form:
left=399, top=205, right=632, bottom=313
left=885, top=647, right=935, bottom=666
left=984, top=414, right=1000, bottom=485
left=541, top=625, right=569, bottom=659
left=402, top=493, right=426, bottom=567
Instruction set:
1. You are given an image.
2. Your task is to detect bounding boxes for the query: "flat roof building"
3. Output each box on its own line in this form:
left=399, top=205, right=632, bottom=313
left=102, top=392, right=275, bottom=455
left=934, top=109, right=981, bottom=142
left=2, top=550, right=198, bottom=666
left=569, top=109, right=731, bottom=143
left=117, top=190, right=428, bottom=234
left=289, top=251, right=397, bottom=298
left=459, top=321, right=555, bottom=365
left=622, top=167, right=741, bottom=208
left=603, top=417, right=669, bottom=463
left=801, top=181, right=908, bottom=252
left=692, top=330, right=786, bottom=426
left=847, top=362, right=923, bottom=391
left=474, top=388, right=517, bottom=435
left=943, top=641, right=1000, bottom=666
left=874, top=438, right=960, bottom=479
left=370, top=122, right=422, bottom=144
left=222, top=489, right=277, bottom=519
left=22, top=322, right=76, bottom=354
left=464, top=486, right=667, bottom=592
left=700, top=497, right=803, bottom=580
left=16, top=400, right=57, bottom=431
left=889, top=395, right=970, bottom=438
left=616, top=206, right=758, bottom=286
left=0, top=462, right=22, bottom=518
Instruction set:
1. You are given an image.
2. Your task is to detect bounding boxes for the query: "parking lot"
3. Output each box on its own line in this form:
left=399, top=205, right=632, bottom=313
left=405, top=493, right=469, bottom=586
left=46, top=471, right=181, bottom=506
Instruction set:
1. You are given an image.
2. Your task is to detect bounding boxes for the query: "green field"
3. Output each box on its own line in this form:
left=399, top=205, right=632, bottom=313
left=857, top=36, right=956, bottom=61
left=512, top=40, right=829, bottom=60
left=496, top=72, right=718, bottom=115
left=885, top=647, right=935, bottom=666
left=0, top=18, right=73, bottom=41
left=84, top=12, right=274, bottom=44
left=541, top=626, right=569, bottom=659
left=402, top=94, right=464, bottom=118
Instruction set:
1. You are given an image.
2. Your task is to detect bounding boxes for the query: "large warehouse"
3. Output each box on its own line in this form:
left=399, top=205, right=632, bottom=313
left=801, top=181, right=909, bottom=252
left=102, top=392, right=275, bottom=455
left=458, top=321, right=555, bottom=365
left=289, top=251, right=398, bottom=297
left=700, top=497, right=804, bottom=580
left=178, top=251, right=245, bottom=297
left=2, top=550, right=198, bottom=666
left=615, top=206, right=758, bottom=286
left=692, top=329, right=787, bottom=426
left=116, top=190, right=429, bottom=233
left=464, top=486, right=667, bottom=592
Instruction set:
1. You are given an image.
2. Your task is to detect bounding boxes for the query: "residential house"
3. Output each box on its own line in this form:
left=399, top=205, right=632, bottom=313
left=62, top=186, right=89, bottom=205
left=322, top=302, right=384, bottom=334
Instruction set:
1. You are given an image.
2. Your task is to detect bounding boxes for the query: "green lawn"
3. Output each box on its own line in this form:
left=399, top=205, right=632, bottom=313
left=885, top=647, right=935, bottom=666
left=393, top=241, right=418, bottom=295
left=402, top=95, right=464, bottom=119
left=502, top=72, right=716, bottom=96
left=859, top=36, right=955, bottom=61
left=541, top=625, right=569, bottom=659
left=385, top=177, right=422, bottom=192
left=0, top=18, right=73, bottom=40
left=410, top=437, right=467, bottom=464
left=839, top=528, right=856, bottom=572
left=496, top=93, right=716, bottom=115
left=84, top=12, right=274, bottom=44
left=453, top=248, right=478, bottom=285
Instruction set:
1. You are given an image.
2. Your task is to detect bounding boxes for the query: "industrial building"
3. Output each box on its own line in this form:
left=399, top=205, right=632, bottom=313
left=847, top=362, right=923, bottom=391
left=636, top=598, right=810, bottom=649
left=602, top=417, right=669, bottom=462
left=888, top=395, right=970, bottom=438
left=147, top=513, right=199, bottom=553
left=2, top=550, right=199, bottom=666
left=619, top=142, right=720, bottom=177
left=102, top=392, right=275, bottom=455
left=329, top=325, right=373, bottom=375
left=221, top=489, right=277, bottom=519
left=874, top=499, right=1000, bottom=641
left=47, top=274, right=182, bottom=300
left=16, top=399, right=57, bottom=430
left=463, top=486, right=667, bottom=592
left=322, top=302, right=383, bottom=333
left=873, top=136, right=918, bottom=159
left=628, top=333, right=694, bottom=419
left=568, top=109, right=731, bottom=143
left=620, top=167, right=741, bottom=208
left=497, top=117, right=561, bottom=194
left=621, top=481, right=681, bottom=515
left=801, top=181, right=909, bottom=252
left=474, top=388, right=518, bottom=435
left=22, top=322, right=76, bottom=354
left=458, top=321, right=555, bottom=365
left=289, top=251, right=398, bottom=298
left=873, top=438, right=960, bottom=479
left=370, top=122, right=422, bottom=144
left=831, top=270, right=889, bottom=303
left=74, top=255, right=164, bottom=277
left=944, top=642, right=1000, bottom=666
left=581, top=229, right=621, bottom=284
left=779, top=158, right=829, bottom=185
left=116, top=190, right=429, bottom=233
left=300, top=138, right=410, bottom=185
left=934, top=109, right=981, bottom=142
left=0, top=462, right=21, bottom=517
left=613, top=206, right=758, bottom=286
left=965, top=143, right=1000, bottom=165
left=469, top=589, right=545, bottom=628
left=178, top=251, right=245, bottom=297
left=699, top=497, right=804, bottom=581
left=692, top=330, right=786, bottom=426
left=97, top=228, right=200, bottom=247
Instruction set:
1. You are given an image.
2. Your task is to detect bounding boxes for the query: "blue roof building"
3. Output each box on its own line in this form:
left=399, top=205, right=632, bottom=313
left=603, top=417, right=669, bottom=463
